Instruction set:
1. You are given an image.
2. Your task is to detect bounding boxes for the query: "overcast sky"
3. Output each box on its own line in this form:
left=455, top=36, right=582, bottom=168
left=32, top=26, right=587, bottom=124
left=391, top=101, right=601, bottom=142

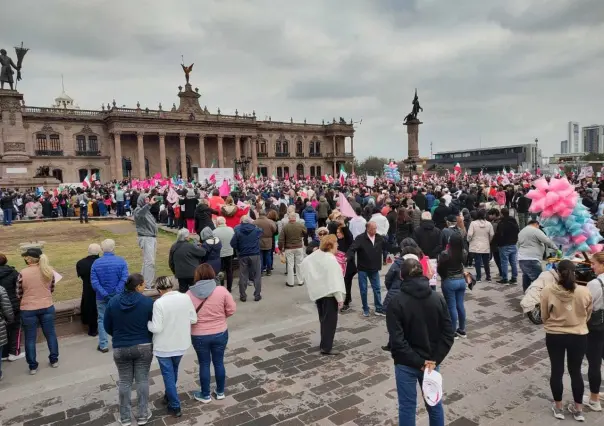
left=1, top=0, right=602, bottom=159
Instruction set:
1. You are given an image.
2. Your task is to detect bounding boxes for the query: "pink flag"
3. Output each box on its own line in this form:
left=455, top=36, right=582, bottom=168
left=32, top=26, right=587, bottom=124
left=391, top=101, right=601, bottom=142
left=219, top=179, right=230, bottom=196
left=338, top=193, right=357, bottom=218
left=153, top=172, right=162, bottom=180
left=167, top=187, right=179, bottom=203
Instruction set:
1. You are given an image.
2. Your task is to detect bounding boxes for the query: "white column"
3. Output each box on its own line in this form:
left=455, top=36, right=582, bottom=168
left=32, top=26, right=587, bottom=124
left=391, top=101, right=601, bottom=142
left=179, top=133, right=187, bottom=179
left=199, top=134, right=206, bottom=168
left=217, top=134, right=224, bottom=167
left=137, top=132, right=145, bottom=178
left=159, top=133, right=167, bottom=177
left=114, top=131, right=123, bottom=179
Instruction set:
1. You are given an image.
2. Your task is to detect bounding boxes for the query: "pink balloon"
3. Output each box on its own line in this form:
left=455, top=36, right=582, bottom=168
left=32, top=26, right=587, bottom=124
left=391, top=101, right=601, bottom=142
left=534, top=178, right=549, bottom=191
left=545, top=191, right=560, bottom=207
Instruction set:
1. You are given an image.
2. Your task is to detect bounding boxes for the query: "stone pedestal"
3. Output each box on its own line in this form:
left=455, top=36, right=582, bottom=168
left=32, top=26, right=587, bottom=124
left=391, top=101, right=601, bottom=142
left=0, top=89, right=30, bottom=162
left=404, top=119, right=422, bottom=160
left=177, top=83, right=203, bottom=114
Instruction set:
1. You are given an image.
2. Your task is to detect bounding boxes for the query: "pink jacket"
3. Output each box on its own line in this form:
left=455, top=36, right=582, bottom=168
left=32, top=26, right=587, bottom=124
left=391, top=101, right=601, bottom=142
left=188, top=285, right=236, bottom=336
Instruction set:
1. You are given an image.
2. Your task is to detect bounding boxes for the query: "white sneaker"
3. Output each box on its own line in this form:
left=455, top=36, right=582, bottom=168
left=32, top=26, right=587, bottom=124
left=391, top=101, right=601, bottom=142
left=8, top=353, right=25, bottom=362
left=551, top=404, right=564, bottom=420
left=29, top=369, right=37, bottom=375
left=567, top=403, right=585, bottom=422
left=583, top=396, right=602, bottom=411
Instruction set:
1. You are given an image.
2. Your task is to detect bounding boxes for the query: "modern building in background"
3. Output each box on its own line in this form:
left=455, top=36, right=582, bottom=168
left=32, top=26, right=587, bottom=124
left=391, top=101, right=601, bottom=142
left=582, top=125, right=604, bottom=154
left=568, top=121, right=580, bottom=153
left=560, top=140, right=569, bottom=154
left=426, top=144, right=542, bottom=173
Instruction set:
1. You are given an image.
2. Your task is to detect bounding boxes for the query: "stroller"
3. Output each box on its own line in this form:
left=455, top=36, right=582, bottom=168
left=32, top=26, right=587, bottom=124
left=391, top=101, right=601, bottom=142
left=521, top=254, right=596, bottom=325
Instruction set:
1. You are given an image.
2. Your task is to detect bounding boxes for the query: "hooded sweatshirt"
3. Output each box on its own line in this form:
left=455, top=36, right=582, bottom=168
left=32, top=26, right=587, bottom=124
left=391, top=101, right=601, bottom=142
left=0, top=264, right=19, bottom=312
left=134, top=195, right=157, bottom=237
left=386, top=276, right=454, bottom=369
left=540, top=278, right=592, bottom=335
left=230, top=222, right=262, bottom=257
left=103, top=291, right=154, bottom=348
left=188, top=279, right=236, bottom=336
left=467, top=219, right=494, bottom=254
left=201, top=227, right=223, bottom=273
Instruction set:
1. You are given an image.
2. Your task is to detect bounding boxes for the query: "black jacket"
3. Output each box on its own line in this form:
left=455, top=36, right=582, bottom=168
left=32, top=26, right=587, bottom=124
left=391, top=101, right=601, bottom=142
left=515, top=195, right=531, bottom=214
left=0, top=265, right=19, bottom=312
left=432, top=205, right=451, bottom=230
left=346, top=232, right=384, bottom=273
left=194, top=204, right=219, bottom=233
left=180, top=197, right=199, bottom=220
left=396, top=219, right=414, bottom=244
left=0, top=194, right=14, bottom=210
left=413, top=193, right=427, bottom=211
left=169, top=240, right=207, bottom=279
left=494, top=216, right=519, bottom=247
left=437, top=249, right=465, bottom=280
left=386, top=276, right=454, bottom=369
left=412, top=220, right=442, bottom=259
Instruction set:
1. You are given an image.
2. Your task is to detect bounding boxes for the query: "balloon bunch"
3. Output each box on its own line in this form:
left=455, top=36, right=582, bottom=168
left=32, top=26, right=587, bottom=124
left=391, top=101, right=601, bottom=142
left=527, top=177, right=603, bottom=256
left=383, top=162, right=401, bottom=183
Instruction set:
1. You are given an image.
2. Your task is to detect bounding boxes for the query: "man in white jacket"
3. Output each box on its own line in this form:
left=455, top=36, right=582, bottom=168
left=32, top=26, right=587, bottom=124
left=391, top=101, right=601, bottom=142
left=148, top=277, right=197, bottom=418
left=371, top=210, right=390, bottom=265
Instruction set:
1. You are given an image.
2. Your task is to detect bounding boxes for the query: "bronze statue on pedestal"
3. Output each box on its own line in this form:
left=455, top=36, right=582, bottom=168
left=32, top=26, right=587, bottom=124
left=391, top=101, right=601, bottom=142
left=181, top=63, right=194, bottom=85
left=403, top=89, right=423, bottom=123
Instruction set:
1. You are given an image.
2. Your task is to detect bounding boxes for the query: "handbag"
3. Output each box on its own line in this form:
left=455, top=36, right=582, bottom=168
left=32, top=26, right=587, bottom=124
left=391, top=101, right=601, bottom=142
left=464, top=271, right=477, bottom=291
left=588, top=278, right=604, bottom=330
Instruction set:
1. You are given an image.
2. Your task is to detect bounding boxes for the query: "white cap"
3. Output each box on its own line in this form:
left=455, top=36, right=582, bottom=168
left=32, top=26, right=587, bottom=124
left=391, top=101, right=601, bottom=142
left=422, top=369, right=443, bottom=406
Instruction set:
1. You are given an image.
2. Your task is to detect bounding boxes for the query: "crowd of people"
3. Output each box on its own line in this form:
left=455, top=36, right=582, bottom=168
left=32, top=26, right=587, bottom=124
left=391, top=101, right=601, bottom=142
left=3, top=173, right=604, bottom=425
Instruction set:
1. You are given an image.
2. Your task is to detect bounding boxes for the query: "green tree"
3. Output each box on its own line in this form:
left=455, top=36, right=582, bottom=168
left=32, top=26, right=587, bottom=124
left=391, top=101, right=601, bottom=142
left=358, top=156, right=388, bottom=175
left=581, top=153, right=604, bottom=161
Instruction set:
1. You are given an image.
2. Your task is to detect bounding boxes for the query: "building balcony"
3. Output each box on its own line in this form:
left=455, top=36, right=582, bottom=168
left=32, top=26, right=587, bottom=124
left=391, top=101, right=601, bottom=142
left=35, top=150, right=64, bottom=156
left=325, top=152, right=354, bottom=159
left=75, top=150, right=101, bottom=157
left=275, top=152, right=291, bottom=158
left=309, top=152, right=323, bottom=157
left=257, top=152, right=268, bottom=158
left=295, top=152, right=304, bottom=157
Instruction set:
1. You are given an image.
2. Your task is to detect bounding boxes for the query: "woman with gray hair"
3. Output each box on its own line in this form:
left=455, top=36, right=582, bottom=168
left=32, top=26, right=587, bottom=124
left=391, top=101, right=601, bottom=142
left=169, top=229, right=207, bottom=293
left=213, top=217, right=235, bottom=291
left=77, top=244, right=102, bottom=336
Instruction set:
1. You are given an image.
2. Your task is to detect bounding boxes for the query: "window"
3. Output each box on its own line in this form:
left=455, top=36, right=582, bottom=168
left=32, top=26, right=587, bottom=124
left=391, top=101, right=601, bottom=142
left=310, top=166, right=315, bottom=177
left=91, top=168, right=100, bottom=181
left=316, top=166, right=321, bottom=177
left=88, top=136, right=99, bottom=152
left=296, top=141, right=303, bottom=153
left=36, top=134, right=48, bottom=151
left=49, top=134, right=61, bottom=152
left=296, top=163, right=304, bottom=178
left=277, top=167, right=283, bottom=178
left=309, top=140, right=321, bottom=155
left=284, top=166, right=289, bottom=177
left=275, top=141, right=282, bottom=153
left=76, top=135, right=86, bottom=152
left=52, top=169, right=63, bottom=183
left=283, top=141, right=289, bottom=154
left=78, top=169, right=88, bottom=182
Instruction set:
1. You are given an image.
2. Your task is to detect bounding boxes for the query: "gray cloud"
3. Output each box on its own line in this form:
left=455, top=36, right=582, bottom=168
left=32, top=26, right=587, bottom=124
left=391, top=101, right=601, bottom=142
left=0, top=0, right=602, bottom=160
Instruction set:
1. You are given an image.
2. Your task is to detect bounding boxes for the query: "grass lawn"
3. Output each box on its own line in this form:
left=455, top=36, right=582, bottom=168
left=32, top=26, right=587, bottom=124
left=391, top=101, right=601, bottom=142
left=1, top=221, right=176, bottom=302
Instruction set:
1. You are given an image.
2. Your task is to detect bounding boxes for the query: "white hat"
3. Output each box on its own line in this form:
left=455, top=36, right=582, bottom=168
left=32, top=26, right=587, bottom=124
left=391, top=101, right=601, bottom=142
left=402, top=254, right=419, bottom=262
left=422, top=369, right=443, bottom=406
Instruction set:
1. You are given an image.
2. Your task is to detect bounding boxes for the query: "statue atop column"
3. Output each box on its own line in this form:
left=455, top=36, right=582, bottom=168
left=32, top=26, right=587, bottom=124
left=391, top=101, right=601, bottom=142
left=181, top=63, right=194, bottom=85
left=403, top=89, right=423, bottom=123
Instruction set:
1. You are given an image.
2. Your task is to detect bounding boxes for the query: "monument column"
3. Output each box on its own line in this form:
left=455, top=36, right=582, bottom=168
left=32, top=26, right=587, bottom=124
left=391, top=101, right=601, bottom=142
left=250, top=137, right=257, bottom=174
left=235, top=135, right=241, bottom=160
left=158, top=133, right=167, bottom=177
left=179, top=133, right=188, bottom=180
left=199, top=134, right=206, bottom=168
left=404, top=120, right=422, bottom=160
left=351, top=136, right=355, bottom=173
left=114, top=131, right=123, bottom=179
left=217, top=134, right=224, bottom=167
left=137, top=132, right=146, bottom=178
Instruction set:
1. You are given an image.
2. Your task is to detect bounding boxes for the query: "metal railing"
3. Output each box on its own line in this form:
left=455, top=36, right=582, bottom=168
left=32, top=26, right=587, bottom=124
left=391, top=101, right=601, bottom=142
left=35, top=150, right=64, bottom=156
left=257, top=152, right=268, bottom=158
left=295, top=152, right=305, bottom=157
left=309, top=152, right=323, bottom=157
left=275, top=152, right=291, bottom=158
left=75, top=150, right=101, bottom=157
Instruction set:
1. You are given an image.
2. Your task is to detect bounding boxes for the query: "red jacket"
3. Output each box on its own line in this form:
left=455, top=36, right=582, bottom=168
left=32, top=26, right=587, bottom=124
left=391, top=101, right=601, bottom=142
left=220, top=204, right=250, bottom=228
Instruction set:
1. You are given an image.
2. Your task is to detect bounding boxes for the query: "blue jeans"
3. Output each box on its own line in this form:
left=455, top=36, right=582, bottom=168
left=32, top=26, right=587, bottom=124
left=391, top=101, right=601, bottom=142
left=472, top=253, right=490, bottom=281
left=358, top=271, right=383, bottom=313
left=116, top=201, right=124, bottom=217
left=192, top=331, right=229, bottom=398
left=80, top=205, right=88, bottom=223
left=395, top=365, right=444, bottom=426
left=157, top=355, right=183, bottom=410
left=21, top=306, right=59, bottom=371
left=97, top=300, right=109, bottom=350
left=3, top=208, right=12, bottom=225
left=442, top=278, right=466, bottom=332
left=261, top=249, right=273, bottom=272
left=519, top=260, right=542, bottom=292
left=499, top=245, right=518, bottom=281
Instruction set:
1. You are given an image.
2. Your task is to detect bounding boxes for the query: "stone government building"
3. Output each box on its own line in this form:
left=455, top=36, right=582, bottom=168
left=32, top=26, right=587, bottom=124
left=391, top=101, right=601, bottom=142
left=0, top=74, right=355, bottom=186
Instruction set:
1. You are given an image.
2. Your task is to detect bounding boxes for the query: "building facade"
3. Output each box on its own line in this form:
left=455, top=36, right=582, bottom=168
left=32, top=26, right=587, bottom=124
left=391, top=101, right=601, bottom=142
left=0, top=76, right=355, bottom=186
left=426, top=144, right=542, bottom=173
left=560, top=140, right=569, bottom=154
left=568, top=121, right=580, bottom=153
left=582, top=125, right=604, bottom=154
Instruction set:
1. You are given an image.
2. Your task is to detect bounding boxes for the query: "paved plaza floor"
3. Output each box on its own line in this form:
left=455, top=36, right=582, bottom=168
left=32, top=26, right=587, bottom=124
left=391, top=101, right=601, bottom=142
left=2, top=263, right=604, bottom=426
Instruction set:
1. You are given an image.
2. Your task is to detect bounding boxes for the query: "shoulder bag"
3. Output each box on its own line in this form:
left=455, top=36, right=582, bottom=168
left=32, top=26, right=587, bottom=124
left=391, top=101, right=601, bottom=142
left=588, top=278, right=604, bottom=330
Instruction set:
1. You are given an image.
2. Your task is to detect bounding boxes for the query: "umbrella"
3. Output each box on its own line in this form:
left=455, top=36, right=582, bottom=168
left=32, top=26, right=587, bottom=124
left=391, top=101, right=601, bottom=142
left=14, top=41, right=29, bottom=90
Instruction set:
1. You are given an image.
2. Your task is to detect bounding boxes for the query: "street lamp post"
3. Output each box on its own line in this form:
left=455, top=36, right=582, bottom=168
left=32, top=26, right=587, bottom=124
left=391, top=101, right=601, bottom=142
left=534, top=138, right=539, bottom=171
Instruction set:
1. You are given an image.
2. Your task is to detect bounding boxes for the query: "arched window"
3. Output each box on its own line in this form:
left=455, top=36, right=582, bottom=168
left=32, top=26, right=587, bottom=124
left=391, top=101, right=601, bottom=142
left=275, top=141, right=282, bottom=153
left=91, top=168, right=100, bottom=181
left=35, top=128, right=63, bottom=156
left=75, top=134, right=100, bottom=156
left=88, top=136, right=99, bottom=153
left=145, top=158, right=150, bottom=178
left=277, top=167, right=283, bottom=178
left=296, top=141, right=303, bottom=156
left=310, top=166, right=315, bottom=177
left=36, top=134, right=47, bottom=153
left=78, top=168, right=88, bottom=182
left=283, top=141, right=289, bottom=154
left=316, top=166, right=322, bottom=177
left=49, top=134, right=61, bottom=153
left=296, top=163, right=304, bottom=178
left=166, top=159, right=170, bottom=176
left=122, top=157, right=132, bottom=178
left=309, top=140, right=321, bottom=156
left=284, top=166, right=289, bottom=177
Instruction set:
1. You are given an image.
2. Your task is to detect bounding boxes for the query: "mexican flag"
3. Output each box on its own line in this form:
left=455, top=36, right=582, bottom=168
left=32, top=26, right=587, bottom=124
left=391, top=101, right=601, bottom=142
left=339, top=165, right=347, bottom=185
left=453, top=163, right=461, bottom=175
left=82, top=174, right=91, bottom=188
left=271, top=172, right=276, bottom=181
